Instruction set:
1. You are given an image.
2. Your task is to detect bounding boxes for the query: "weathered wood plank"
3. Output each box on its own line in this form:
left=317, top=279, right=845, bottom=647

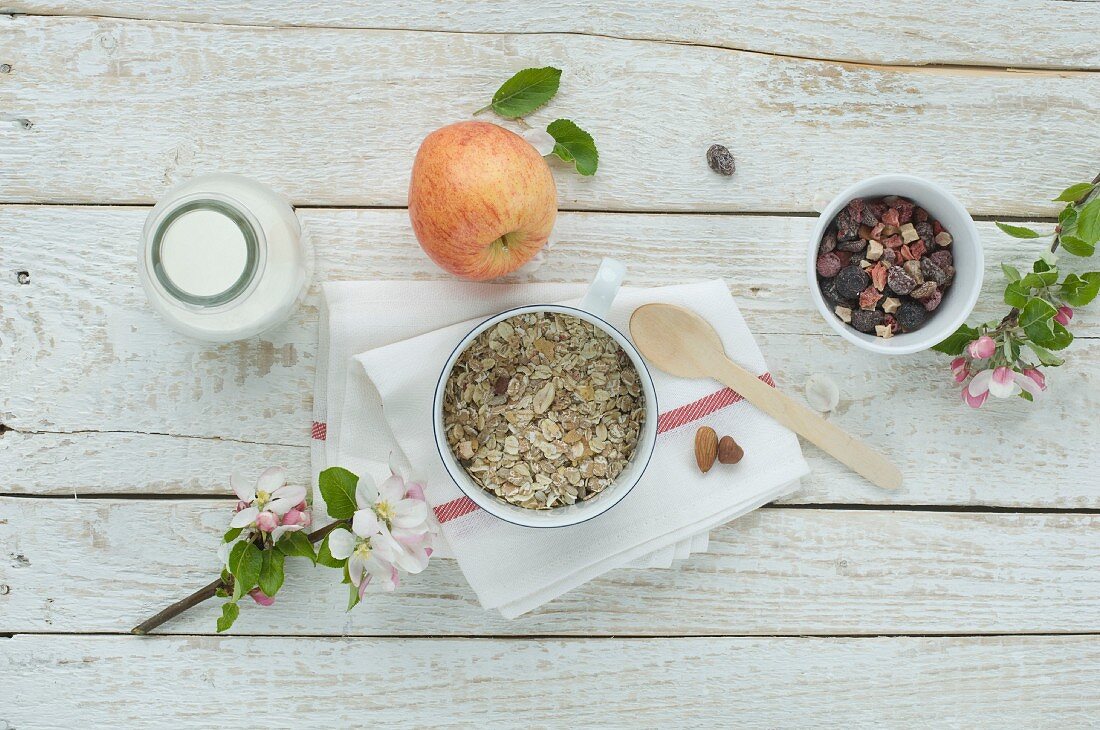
left=3, top=206, right=1097, bottom=507
left=1, top=499, right=1096, bottom=635
left=9, top=0, right=1100, bottom=70
left=2, top=16, right=1097, bottom=212
left=3, top=634, right=1098, bottom=727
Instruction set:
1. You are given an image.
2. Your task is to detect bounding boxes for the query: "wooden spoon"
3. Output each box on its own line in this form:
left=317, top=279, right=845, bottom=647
left=630, top=303, right=902, bottom=490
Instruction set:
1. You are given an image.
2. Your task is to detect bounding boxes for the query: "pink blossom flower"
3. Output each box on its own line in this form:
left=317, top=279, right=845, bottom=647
left=964, top=366, right=1044, bottom=406
left=228, top=467, right=307, bottom=535
left=248, top=588, right=274, bottom=606
left=950, top=357, right=970, bottom=383
left=1021, top=368, right=1046, bottom=393
left=255, top=510, right=278, bottom=532
left=961, top=382, right=989, bottom=409
left=966, top=335, right=996, bottom=359
left=1054, top=306, right=1073, bottom=326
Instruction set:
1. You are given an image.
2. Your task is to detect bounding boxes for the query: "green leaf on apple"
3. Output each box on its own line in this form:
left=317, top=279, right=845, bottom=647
left=547, top=119, right=599, bottom=176
left=479, top=67, right=561, bottom=119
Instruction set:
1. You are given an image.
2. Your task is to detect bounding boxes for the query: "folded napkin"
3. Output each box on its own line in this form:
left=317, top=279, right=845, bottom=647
left=313, top=279, right=808, bottom=617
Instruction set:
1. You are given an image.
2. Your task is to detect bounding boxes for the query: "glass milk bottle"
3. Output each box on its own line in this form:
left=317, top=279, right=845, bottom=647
left=138, top=174, right=311, bottom=342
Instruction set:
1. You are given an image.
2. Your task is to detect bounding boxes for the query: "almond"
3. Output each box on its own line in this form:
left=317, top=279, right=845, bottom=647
left=717, top=436, right=744, bottom=465
left=694, top=427, right=718, bottom=473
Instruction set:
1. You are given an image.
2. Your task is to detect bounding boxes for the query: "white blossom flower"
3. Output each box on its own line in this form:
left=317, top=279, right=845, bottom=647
left=229, top=467, right=307, bottom=533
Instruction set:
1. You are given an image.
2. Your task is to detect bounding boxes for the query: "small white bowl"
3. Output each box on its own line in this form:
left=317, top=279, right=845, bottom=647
left=807, top=174, right=983, bottom=355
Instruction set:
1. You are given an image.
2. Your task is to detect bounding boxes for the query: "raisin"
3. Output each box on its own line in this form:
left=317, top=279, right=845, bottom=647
left=896, top=301, right=927, bottom=331
left=816, top=252, right=843, bottom=278
left=837, top=238, right=868, bottom=253
left=835, top=265, right=870, bottom=300
left=706, top=144, right=736, bottom=175
left=850, top=308, right=884, bottom=333
left=887, top=266, right=916, bottom=296
left=819, top=231, right=837, bottom=254
left=860, top=207, right=879, bottom=227
left=932, top=220, right=944, bottom=236
left=493, top=375, right=511, bottom=395
left=911, top=281, right=937, bottom=300
left=920, top=257, right=947, bottom=285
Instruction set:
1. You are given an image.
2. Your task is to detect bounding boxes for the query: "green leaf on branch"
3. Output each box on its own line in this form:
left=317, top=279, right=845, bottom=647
left=316, top=533, right=347, bottom=568
left=258, top=548, right=285, bottom=597
left=1076, top=198, right=1100, bottom=246
left=1019, top=390, right=1034, bottom=402
left=1060, top=235, right=1095, bottom=257
left=1019, top=297, right=1057, bottom=345
left=1020, top=270, right=1057, bottom=289
left=1003, top=336, right=1020, bottom=363
left=1054, top=182, right=1095, bottom=202
left=216, top=602, right=239, bottom=633
left=277, top=530, right=316, bottom=564
left=479, top=67, right=561, bottom=119
left=995, top=222, right=1045, bottom=239
left=228, top=541, right=262, bottom=600
left=1027, top=342, right=1065, bottom=367
left=931, top=323, right=979, bottom=355
left=1000, top=263, right=1022, bottom=282
left=223, top=527, right=243, bottom=543
left=1061, top=272, right=1100, bottom=307
left=1032, top=258, right=1052, bottom=273
left=1048, top=322, right=1074, bottom=351
left=347, top=582, right=361, bottom=612
left=318, top=467, right=359, bottom=519
left=547, top=119, right=599, bottom=176
left=1004, top=281, right=1029, bottom=308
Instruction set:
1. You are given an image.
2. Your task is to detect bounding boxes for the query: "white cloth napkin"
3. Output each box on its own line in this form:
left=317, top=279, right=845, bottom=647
left=312, top=279, right=808, bottom=617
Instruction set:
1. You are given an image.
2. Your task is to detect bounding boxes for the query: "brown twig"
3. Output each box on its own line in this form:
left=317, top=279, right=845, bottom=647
left=131, top=520, right=343, bottom=635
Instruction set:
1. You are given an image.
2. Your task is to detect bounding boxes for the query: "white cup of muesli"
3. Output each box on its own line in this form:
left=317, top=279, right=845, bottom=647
left=808, top=174, right=983, bottom=355
left=433, top=258, right=659, bottom=528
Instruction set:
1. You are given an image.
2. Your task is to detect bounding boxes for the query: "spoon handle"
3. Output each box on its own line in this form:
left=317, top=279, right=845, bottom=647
left=711, top=356, right=903, bottom=490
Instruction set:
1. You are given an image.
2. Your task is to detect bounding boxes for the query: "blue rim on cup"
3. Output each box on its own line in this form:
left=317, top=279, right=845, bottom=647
left=431, top=259, right=659, bottom=528
left=807, top=174, right=984, bottom=355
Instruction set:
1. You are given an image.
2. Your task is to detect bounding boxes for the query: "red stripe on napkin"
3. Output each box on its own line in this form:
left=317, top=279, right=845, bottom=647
left=311, top=421, right=327, bottom=441
left=656, top=372, right=775, bottom=434
left=432, top=372, right=775, bottom=524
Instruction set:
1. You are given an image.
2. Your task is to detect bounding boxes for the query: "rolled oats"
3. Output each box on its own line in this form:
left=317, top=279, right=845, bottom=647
left=443, top=311, right=646, bottom=510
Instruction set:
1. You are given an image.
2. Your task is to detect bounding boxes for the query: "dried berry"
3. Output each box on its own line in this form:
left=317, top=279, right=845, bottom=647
left=881, top=234, right=903, bottom=249
left=820, top=277, right=854, bottom=308
left=934, top=231, right=953, bottom=247
left=816, top=252, right=843, bottom=278
left=915, top=220, right=934, bottom=244
left=911, top=281, right=937, bottom=300
left=850, top=308, right=884, bottom=333
left=869, top=262, right=888, bottom=291
left=868, top=200, right=888, bottom=218
left=914, top=207, right=929, bottom=223
left=837, top=238, right=868, bottom=253
left=909, top=240, right=927, bottom=260
left=928, top=250, right=953, bottom=270
left=858, top=223, right=873, bottom=241
left=902, top=259, right=924, bottom=284
left=932, top=220, right=945, bottom=236
left=835, top=208, right=860, bottom=241
left=706, top=144, right=736, bottom=176
left=859, top=286, right=882, bottom=310
left=887, top=266, right=916, bottom=295
left=834, top=250, right=853, bottom=267
left=943, top=264, right=956, bottom=286
left=880, top=248, right=898, bottom=267
left=835, top=265, right=870, bottom=299
left=860, top=208, right=878, bottom=227
left=896, top=301, right=927, bottom=331
left=920, top=257, right=947, bottom=285
left=493, top=375, right=511, bottom=396
left=894, top=198, right=914, bottom=223
left=819, top=231, right=837, bottom=254
left=922, top=288, right=943, bottom=312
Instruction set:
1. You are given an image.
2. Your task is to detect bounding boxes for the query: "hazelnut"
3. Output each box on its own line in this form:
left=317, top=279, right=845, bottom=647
left=717, top=436, right=743, bottom=465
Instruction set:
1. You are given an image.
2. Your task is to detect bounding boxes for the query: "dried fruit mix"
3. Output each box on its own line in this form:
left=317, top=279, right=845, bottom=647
left=817, top=195, right=956, bottom=336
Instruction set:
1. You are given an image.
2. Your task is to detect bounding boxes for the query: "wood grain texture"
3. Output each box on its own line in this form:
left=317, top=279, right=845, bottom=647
left=2, top=16, right=1098, bottom=212
left=2, top=499, right=1097, bottom=636
left=3, top=635, right=1099, bottom=728
left=3, top=207, right=1097, bottom=507
left=9, top=0, right=1100, bottom=69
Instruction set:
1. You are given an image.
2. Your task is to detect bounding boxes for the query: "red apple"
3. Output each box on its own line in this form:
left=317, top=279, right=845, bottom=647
left=408, top=121, right=557, bottom=281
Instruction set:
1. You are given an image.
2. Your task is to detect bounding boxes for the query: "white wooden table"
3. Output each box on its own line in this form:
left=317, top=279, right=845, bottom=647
left=2, top=3, right=1099, bottom=726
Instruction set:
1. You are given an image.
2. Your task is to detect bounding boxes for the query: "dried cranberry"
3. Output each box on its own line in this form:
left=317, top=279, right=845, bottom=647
left=887, top=266, right=916, bottom=296
left=896, top=301, right=927, bottom=331
left=819, top=231, right=837, bottom=254
left=835, top=265, right=870, bottom=300
left=909, top=240, right=927, bottom=260
left=882, top=208, right=900, bottom=227
left=847, top=198, right=864, bottom=221
left=929, top=250, right=952, bottom=269
left=922, top=289, right=943, bottom=312
left=881, top=234, right=903, bottom=249
left=894, top=198, right=914, bottom=223
left=816, top=252, right=843, bottom=277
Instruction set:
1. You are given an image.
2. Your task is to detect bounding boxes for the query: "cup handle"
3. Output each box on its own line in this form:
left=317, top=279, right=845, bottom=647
left=579, top=258, right=626, bottom=319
